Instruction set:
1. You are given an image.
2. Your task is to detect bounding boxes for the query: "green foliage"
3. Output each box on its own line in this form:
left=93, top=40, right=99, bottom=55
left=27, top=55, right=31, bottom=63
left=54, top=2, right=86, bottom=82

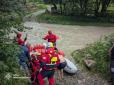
left=29, top=0, right=43, bottom=3
left=36, top=4, right=47, bottom=9
left=46, top=0, right=113, bottom=16
left=0, top=0, right=26, bottom=43
left=25, top=2, right=47, bottom=14
left=0, top=43, right=29, bottom=85
left=0, top=0, right=29, bottom=85
left=0, top=44, right=28, bottom=85
left=37, top=13, right=114, bottom=26
left=72, top=33, right=114, bottom=79
left=0, top=44, right=20, bottom=69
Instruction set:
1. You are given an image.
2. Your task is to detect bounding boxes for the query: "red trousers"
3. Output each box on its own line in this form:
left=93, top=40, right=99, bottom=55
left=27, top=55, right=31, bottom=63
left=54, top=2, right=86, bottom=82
left=37, top=70, right=55, bottom=85
left=31, top=71, right=39, bottom=85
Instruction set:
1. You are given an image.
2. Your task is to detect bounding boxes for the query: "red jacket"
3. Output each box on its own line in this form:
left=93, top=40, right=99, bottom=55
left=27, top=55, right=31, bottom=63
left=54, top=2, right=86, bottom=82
left=30, top=59, right=40, bottom=72
left=43, top=34, right=57, bottom=43
left=46, top=47, right=55, bottom=54
left=39, top=54, right=50, bottom=64
left=17, top=38, right=25, bottom=45
left=39, top=53, right=59, bottom=70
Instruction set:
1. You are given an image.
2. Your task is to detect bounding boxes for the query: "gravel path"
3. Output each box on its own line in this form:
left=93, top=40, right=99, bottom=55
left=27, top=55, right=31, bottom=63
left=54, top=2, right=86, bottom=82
left=23, top=10, right=114, bottom=85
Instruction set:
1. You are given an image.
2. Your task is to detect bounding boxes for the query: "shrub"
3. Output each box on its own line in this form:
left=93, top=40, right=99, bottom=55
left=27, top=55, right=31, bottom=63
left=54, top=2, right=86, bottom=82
left=0, top=43, right=29, bottom=85
left=72, top=33, right=114, bottom=79
left=37, top=13, right=114, bottom=26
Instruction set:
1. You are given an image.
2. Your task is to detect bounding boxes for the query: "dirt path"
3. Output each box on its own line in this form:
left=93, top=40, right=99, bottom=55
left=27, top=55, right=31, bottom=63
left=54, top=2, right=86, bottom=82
left=23, top=10, right=114, bottom=85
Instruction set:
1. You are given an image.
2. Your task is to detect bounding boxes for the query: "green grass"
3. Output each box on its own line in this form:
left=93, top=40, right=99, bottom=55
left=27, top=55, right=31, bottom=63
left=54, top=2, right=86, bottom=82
left=36, top=4, right=47, bottom=9
left=37, top=13, right=114, bottom=26
left=25, top=2, right=47, bottom=15
left=72, top=33, right=114, bottom=79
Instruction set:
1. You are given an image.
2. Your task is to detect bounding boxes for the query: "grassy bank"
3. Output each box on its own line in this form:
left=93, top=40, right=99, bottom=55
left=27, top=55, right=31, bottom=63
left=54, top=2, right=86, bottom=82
left=37, top=13, right=114, bottom=26
left=72, top=33, right=114, bottom=79
left=26, top=2, right=47, bottom=14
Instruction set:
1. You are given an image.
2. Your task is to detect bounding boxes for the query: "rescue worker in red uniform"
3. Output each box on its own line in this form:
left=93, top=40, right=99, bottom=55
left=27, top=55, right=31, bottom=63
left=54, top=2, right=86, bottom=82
left=46, top=42, right=55, bottom=52
left=30, top=54, right=40, bottom=85
left=43, top=30, right=58, bottom=47
left=37, top=47, right=60, bottom=85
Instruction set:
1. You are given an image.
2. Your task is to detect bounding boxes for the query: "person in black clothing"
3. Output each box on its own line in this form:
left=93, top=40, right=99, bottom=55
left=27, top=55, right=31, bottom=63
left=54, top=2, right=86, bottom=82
left=109, top=43, right=114, bottom=85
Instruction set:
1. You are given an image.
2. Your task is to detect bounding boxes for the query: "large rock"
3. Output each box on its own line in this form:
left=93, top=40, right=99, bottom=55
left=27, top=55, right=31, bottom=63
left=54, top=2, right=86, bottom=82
left=84, top=58, right=96, bottom=69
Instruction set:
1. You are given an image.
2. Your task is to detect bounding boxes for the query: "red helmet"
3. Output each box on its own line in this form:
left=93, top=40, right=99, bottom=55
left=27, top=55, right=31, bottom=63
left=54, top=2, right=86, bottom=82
left=31, top=53, right=38, bottom=60
left=46, top=48, right=55, bottom=54
left=17, top=33, right=22, bottom=38
left=31, top=54, right=35, bottom=57
left=48, top=30, right=52, bottom=34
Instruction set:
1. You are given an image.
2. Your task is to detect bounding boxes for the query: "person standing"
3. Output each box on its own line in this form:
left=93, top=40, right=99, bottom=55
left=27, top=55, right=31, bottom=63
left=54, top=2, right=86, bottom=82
left=19, top=44, right=30, bottom=76
left=43, top=30, right=59, bottom=47
left=57, top=50, right=66, bottom=79
left=37, top=48, right=60, bottom=85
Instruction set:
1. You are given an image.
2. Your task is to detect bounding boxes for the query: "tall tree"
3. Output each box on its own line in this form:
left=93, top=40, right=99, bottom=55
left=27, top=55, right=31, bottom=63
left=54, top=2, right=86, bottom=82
left=100, top=0, right=111, bottom=16
left=94, top=0, right=101, bottom=16
left=78, top=0, right=89, bottom=15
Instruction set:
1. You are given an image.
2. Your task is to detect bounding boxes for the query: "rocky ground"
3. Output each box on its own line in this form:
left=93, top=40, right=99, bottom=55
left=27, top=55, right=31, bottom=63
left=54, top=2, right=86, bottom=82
left=22, top=10, right=114, bottom=85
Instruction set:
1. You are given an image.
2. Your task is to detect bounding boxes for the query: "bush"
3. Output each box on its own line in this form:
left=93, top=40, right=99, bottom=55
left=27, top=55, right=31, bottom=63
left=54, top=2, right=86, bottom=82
left=0, top=0, right=29, bottom=85
left=72, top=33, right=114, bottom=79
left=0, top=43, right=28, bottom=85
left=36, top=4, right=47, bottom=9
left=37, top=13, right=114, bottom=26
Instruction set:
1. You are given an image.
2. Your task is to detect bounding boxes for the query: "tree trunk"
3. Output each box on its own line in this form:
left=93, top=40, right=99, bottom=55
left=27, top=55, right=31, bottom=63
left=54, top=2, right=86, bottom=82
left=94, top=0, right=100, bottom=16
left=59, top=0, right=62, bottom=14
left=100, top=0, right=111, bottom=16
left=51, top=0, right=57, bottom=10
left=101, top=0, right=107, bottom=16
left=53, top=3, right=57, bottom=10
left=63, top=3, right=66, bottom=15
